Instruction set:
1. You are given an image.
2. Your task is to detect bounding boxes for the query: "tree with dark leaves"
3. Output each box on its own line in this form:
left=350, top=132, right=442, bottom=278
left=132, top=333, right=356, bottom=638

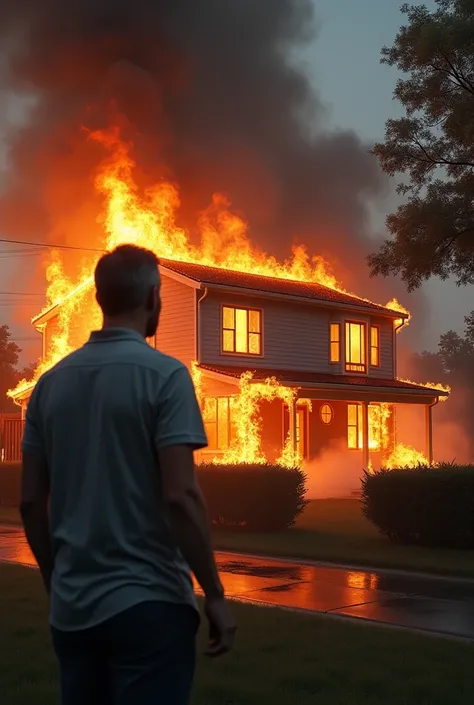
left=0, top=324, right=22, bottom=413
left=369, top=1, right=474, bottom=290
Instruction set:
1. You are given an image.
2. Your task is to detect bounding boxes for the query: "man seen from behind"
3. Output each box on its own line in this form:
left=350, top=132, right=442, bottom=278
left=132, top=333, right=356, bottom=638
left=20, top=244, right=236, bottom=705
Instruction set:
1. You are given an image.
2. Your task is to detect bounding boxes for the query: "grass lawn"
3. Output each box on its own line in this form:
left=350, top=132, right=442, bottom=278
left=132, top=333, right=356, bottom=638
left=213, top=499, right=474, bottom=578
left=2, top=563, right=474, bottom=705
left=3, top=500, right=474, bottom=578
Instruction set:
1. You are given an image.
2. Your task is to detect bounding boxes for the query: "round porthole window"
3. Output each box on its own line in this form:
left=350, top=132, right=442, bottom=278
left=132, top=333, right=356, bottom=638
left=320, top=403, right=334, bottom=425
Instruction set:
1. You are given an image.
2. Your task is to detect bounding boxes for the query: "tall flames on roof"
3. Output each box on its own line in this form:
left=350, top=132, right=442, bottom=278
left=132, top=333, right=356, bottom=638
left=9, top=129, right=447, bottom=469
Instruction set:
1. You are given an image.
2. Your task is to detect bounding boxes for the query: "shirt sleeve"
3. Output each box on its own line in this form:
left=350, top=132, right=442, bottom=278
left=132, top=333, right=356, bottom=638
left=154, top=366, right=208, bottom=451
left=21, top=383, right=46, bottom=457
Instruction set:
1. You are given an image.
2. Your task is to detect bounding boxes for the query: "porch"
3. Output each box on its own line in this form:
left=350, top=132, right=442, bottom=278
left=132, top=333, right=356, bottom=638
left=196, top=364, right=449, bottom=496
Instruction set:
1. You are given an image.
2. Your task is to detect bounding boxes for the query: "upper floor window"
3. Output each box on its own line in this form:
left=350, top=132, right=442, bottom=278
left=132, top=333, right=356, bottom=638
left=222, top=306, right=262, bottom=355
left=345, top=321, right=366, bottom=373
left=202, top=396, right=236, bottom=451
left=329, top=323, right=340, bottom=363
left=370, top=326, right=380, bottom=367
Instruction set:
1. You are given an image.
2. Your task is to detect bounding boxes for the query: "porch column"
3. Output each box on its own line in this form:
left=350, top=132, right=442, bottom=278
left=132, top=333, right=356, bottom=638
left=362, top=401, right=370, bottom=469
left=425, top=404, right=433, bottom=464
left=289, top=399, right=298, bottom=456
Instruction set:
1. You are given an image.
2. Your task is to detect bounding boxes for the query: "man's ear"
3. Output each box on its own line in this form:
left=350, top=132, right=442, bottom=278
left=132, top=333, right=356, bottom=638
left=146, top=284, right=161, bottom=312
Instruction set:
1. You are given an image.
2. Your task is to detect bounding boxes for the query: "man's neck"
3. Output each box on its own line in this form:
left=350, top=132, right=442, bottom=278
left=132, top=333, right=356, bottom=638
left=101, top=318, right=146, bottom=338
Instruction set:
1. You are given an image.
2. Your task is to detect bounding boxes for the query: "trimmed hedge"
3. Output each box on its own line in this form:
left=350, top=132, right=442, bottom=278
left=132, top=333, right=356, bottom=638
left=0, top=462, right=307, bottom=532
left=197, top=463, right=307, bottom=532
left=362, top=464, right=474, bottom=548
left=0, top=462, right=21, bottom=507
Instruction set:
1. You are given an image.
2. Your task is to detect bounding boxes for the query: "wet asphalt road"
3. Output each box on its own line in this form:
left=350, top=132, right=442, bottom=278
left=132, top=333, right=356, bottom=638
left=2, top=524, right=474, bottom=640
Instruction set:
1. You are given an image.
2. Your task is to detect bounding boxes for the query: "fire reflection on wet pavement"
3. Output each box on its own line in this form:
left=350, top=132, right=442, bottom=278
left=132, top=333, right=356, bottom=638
left=2, top=524, right=474, bottom=640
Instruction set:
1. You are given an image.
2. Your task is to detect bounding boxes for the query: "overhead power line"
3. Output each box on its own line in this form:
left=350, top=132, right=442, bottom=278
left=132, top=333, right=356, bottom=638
left=0, top=237, right=106, bottom=253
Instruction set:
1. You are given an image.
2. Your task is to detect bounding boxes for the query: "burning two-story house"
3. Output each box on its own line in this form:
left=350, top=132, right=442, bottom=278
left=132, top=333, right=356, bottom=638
left=10, top=256, right=449, bottom=496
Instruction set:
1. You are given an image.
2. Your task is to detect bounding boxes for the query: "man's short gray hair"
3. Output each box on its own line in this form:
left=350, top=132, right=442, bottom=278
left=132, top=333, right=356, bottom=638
left=95, top=244, right=160, bottom=316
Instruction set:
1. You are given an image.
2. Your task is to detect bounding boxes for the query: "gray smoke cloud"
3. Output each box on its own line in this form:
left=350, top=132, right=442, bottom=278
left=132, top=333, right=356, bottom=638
left=0, top=0, right=425, bottom=322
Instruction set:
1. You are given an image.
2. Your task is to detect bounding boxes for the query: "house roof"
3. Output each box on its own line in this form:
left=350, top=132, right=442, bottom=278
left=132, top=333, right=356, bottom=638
left=159, top=259, right=406, bottom=317
left=33, top=256, right=407, bottom=327
left=198, top=364, right=449, bottom=397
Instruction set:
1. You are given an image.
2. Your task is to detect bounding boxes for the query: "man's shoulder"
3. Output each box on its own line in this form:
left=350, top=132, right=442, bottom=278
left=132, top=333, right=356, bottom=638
left=139, top=347, right=189, bottom=381
left=36, top=348, right=85, bottom=383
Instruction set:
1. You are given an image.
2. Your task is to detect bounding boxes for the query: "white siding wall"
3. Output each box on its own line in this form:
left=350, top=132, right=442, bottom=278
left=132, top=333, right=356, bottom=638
left=370, top=317, right=394, bottom=379
left=199, top=290, right=395, bottom=378
left=200, top=292, right=333, bottom=373
left=156, top=275, right=196, bottom=368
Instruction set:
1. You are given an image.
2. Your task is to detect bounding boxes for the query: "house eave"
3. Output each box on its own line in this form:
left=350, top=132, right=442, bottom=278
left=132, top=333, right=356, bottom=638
left=32, top=276, right=94, bottom=326
left=198, top=366, right=447, bottom=404
left=9, top=382, right=36, bottom=403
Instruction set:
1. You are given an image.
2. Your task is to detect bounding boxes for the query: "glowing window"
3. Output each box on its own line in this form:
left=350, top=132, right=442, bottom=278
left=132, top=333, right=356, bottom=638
left=370, top=326, right=380, bottom=367
left=345, top=322, right=367, bottom=373
left=347, top=403, right=363, bottom=450
left=329, top=323, right=340, bottom=363
left=202, top=397, right=236, bottom=451
left=320, top=403, right=333, bottom=425
left=222, top=306, right=261, bottom=355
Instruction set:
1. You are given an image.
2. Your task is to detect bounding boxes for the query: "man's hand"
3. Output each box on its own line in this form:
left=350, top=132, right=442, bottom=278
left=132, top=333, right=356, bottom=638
left=204, top=596, right=237, bottom=657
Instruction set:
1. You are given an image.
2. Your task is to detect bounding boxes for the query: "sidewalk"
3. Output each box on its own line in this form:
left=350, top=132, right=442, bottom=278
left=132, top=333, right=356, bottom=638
left=2, top=524, right=474, bottom=640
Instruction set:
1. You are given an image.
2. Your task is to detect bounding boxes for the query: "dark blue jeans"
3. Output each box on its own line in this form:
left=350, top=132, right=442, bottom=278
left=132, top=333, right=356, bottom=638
left=51, top=601, right=199, bottom=705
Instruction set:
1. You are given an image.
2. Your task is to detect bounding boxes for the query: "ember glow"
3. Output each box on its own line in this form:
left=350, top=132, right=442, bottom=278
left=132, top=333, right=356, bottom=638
left=8, top=130, right=445, bottom=469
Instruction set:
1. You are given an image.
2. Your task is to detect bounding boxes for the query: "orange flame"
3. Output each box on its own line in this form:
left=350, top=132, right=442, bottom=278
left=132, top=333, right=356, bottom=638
left=10, top=128, right=408, bottom=397
left=383, top=444, right=429, bottom=469
left=397, top=378, right=451, bottom=401
left=7, top=128, right=443, bottom=470
left=385, top=297, right=411, bottom=332
left=367, top=403, right=431, bottom=469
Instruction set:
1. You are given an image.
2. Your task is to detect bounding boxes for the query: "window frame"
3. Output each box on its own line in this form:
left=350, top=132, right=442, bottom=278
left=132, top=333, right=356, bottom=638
left=370, top=325, right=380, bottom=368
left=344, top=320, right=368, bottom=374
left=202, top=395, right=237, bottom=452
left=329, top=322, right=341, bottom=364
left=220, top=304, right=263, bottom=357
left=320, top=403, right=334, bottom=425
left=347, top=403, right=363, bottom=450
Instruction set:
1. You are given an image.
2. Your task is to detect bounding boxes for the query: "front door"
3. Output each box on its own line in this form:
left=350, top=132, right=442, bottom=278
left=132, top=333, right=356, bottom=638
left=283, top=404, right=309, bottom=460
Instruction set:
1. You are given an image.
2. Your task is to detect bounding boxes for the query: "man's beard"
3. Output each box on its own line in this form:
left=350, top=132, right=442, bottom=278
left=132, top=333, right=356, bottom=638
left=145, top=307, right=160, bottom=338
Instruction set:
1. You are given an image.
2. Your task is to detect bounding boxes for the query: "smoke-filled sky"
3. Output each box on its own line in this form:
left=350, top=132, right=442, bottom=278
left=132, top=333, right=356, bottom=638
left=0, top=0, right=468, bottom=363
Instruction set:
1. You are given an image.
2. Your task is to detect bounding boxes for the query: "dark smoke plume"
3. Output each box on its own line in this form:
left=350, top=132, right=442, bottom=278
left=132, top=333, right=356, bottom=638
left=0, top=0, right=423, bottom=321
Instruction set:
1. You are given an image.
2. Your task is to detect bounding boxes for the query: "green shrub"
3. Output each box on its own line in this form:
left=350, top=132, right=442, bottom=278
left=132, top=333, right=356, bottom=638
left=197, top=463, right=307, bottom=532
left=362, top=463, right=474, bottom=548
left=0, top=462, right=21, bottom=507
left=0, top=461, right=308, bottom=533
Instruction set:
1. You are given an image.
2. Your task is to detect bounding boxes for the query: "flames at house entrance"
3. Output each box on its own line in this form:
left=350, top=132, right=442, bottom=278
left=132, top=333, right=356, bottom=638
left=8, top=130, right=449, bottom=472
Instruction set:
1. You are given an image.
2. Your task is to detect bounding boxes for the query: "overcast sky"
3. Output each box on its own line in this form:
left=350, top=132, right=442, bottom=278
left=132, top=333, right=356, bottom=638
left=305, top=0, right=471, bottom=349
left=0, top=0, right=471, bottom=363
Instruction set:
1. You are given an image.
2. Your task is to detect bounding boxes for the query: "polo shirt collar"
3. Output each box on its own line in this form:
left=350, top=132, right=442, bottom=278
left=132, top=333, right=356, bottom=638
left=88, top=328, right=147, bottom=345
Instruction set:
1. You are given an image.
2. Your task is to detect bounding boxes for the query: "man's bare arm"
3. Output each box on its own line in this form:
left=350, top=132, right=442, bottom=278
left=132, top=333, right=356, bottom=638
left=159, top=444, right=223, bottom=598
left=20, top=452, right=53, bottom=594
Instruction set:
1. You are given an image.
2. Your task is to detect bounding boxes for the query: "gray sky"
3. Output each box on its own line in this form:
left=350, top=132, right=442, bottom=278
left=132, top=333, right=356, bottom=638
left=304, top=0, right=471, bottom=349
left=0, top=0, right=471, bottom=363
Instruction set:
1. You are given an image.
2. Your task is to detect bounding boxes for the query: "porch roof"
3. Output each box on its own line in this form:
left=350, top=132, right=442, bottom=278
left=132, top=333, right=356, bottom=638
left=198, top=364, right=449, bottom=403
